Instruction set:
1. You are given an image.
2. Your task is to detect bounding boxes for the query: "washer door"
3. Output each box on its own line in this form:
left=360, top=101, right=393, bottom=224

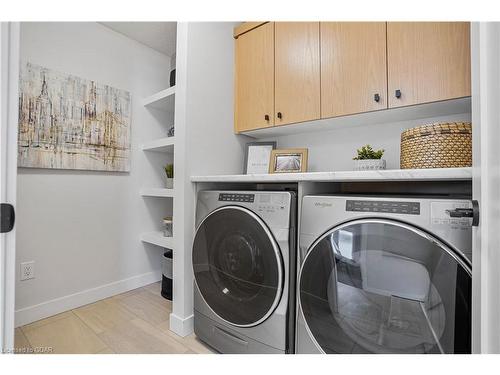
left=299, top=219, right=471, bottom=354
left=193, top=206, right=283, bottom=327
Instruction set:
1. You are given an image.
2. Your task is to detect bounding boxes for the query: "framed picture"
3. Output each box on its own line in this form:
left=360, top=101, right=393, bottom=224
left=269, top=148, right=308, bottom=174
left=244, top=141, right=277, bottom=174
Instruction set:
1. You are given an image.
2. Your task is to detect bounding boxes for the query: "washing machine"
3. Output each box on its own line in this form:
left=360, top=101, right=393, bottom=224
left=297, top=195, right=473, bottom=354
left=192, top=190, right=296, bottom=354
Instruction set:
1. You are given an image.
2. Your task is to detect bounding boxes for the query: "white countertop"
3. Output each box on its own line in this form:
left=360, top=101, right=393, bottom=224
left=191, top=167, right=472, bottom=183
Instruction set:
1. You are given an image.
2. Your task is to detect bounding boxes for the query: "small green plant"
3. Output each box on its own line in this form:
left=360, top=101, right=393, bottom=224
left=353, top=145, right=384, bottom=160
left=164, top=164, right=174, bottom=178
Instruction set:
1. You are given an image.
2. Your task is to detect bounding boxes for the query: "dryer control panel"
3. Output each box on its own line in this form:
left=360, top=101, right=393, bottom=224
left=346, top=200, right=420, bottom=215
left=218, top=193, right=255, bottom=203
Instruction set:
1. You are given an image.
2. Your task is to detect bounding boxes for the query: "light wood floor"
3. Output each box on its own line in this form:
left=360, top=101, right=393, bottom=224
left=14, top=282, right=215, bottom=354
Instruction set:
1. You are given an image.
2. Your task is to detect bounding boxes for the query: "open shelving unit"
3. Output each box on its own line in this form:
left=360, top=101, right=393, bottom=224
left=140, top=188, right=174, bottom=198
left=140, top=231, right=174, bottom=249
left=142, top=137, right=175, bottom=153
left=140, top=85, right=176, bottom=250
left=142, top=86, right=175, bottom=111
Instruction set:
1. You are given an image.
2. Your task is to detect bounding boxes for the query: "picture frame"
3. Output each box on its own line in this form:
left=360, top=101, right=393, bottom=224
left=269, top=148, right=308, bottom=174
left=244, top=141, right=277, bottom=174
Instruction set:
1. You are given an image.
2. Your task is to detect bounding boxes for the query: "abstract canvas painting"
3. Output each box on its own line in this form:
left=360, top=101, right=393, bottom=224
left=18, top=63, right=131, bottom=172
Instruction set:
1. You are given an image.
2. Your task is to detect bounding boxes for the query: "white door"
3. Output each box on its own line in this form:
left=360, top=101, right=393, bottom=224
left=471, top=22, right=500, bottom=354
left=0, top=22, right=19, bottom=353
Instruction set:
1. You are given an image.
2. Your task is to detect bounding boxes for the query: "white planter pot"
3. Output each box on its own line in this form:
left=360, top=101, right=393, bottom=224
left=353, top=159, right=386, bottom=171
left=165, top=177, right=174, bottom=189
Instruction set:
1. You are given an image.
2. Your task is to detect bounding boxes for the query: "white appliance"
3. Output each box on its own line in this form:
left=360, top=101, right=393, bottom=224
left=192, top=190, right=296, bottom=353
left=297, top=195, right=473, bottom=354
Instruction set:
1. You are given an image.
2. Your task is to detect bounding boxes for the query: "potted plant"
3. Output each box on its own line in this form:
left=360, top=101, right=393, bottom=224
left=164, top=164, right=174, bottom=189
left=353, top=145, right=386, bottom=171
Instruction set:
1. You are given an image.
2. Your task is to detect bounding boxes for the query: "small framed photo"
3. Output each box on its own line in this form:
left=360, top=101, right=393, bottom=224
left=244, top=141, right=277, bottom=174
left=269, top=148, right=308, bottom=174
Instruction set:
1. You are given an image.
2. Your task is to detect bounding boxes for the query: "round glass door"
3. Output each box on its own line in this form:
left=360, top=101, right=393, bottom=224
left=193, top=206, right=283, bottom=327
left=299, top=219, right=471, bottom=354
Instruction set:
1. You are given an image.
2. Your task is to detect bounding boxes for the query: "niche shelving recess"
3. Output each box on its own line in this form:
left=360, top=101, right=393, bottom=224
left=140, top=84, right=176, bottom=248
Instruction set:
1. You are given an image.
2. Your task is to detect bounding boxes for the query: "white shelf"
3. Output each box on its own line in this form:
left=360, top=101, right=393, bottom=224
left=140, top=188, right=174, bottom=198
left=191, top=167, right=473, bottom=183
left=141, top=231, right=173, bottom=249
left=242, top=97, right=471, bottom=139
left=141, top=137, right=175, bottom=152
left=142, top=86, right=175, bottom=111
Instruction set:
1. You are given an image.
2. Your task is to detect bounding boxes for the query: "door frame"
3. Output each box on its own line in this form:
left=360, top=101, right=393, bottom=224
left=0, top=21, right=20, bottom=352
left=471, top=22, right=500, bottom=354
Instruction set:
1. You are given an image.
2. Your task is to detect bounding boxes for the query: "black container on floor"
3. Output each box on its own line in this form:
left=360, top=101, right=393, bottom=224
left=162, top=249, right=173, bottom=300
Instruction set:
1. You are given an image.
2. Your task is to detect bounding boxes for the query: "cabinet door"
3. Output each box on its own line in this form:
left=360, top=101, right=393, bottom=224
left=321, top=22, right=387, bottom=118
left=275, top=22, right=320, bottom=126
left=387, top=22, right=471, bottom=108
left=234, top=22, right=274, bottom=133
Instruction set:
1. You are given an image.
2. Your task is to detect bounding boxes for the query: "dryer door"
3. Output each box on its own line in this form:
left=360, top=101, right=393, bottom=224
left=299, top=219, right=471, bottom=354
left=193, top=206, right=284, bottom=327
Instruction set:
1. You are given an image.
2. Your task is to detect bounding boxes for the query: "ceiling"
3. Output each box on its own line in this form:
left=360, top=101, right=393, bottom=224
left=100, top=22, right=177, bottom=57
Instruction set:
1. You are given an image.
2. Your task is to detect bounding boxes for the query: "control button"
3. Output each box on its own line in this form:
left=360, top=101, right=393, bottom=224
left=346, top=200, right=420, bottom=215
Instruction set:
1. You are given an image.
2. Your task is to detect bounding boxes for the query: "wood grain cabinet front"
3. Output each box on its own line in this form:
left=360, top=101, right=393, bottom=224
left=233, top=21, right=471, bottom=134
left=320, top=22, right=388, bottom=118
left=234, top=22, right=275, bottom=133
left=274, top=22, right=321, bottom=126
left=387, top=22, right=471, bottom=108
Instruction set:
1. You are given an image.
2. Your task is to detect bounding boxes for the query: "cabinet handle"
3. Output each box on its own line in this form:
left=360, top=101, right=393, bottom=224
left=277, top=112, right=282, bottom=119
left=395, top=89, right=402, bottom=99
left=374, top=93, right=380, bottom=103
left=264, top=114, right=269, bottom=121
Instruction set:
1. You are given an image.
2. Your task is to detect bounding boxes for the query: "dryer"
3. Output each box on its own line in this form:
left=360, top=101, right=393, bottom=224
left=297, top=195, right=472, bottom=354
left=192, top=190, right=296, bottom=354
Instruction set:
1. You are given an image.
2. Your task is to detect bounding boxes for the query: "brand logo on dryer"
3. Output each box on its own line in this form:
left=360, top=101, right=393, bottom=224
left=314, top=201, right=333, bottom=208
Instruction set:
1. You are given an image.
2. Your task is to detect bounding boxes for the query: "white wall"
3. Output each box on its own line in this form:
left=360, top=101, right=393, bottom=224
left=183, top=23, right=250, bottom=176
left=15, top=22, right=173, bottom=326
left=262, top=112, right=471, bottom=172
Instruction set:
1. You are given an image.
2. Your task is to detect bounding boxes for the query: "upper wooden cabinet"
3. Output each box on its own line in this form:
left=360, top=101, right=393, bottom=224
left=234, top=22, right=274, bottom=133
left=321, top=22, right=387, bottom=118
left=275, top=22, right=321, bottom=126
left=387, top=22, right=471, bottom=108
left=233, top=22, right=471, bottom=134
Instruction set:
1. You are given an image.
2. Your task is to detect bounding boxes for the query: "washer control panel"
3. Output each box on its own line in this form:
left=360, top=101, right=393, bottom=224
left=346, top=200, right=420, bottom=215
left=218, top=193, right=255, bottom=203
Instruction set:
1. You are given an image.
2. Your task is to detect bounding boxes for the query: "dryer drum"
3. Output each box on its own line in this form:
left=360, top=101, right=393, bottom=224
left=299, top=219, right=472, bottom=354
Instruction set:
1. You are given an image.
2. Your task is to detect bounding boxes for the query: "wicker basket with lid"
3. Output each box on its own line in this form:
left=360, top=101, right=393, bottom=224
left=400, top=122, right=472, bottom=169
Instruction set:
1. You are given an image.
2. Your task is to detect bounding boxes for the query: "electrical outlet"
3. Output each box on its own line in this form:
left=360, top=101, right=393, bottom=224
left=20, top=261, right=35, bottom=281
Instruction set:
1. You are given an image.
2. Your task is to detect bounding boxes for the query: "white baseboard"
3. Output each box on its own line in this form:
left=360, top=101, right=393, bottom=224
left=15, top=270, right=161, bottom=327
left=169, top=313, right=194, bottom=337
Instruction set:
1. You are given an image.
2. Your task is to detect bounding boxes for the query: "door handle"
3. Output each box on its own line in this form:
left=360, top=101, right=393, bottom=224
left=444, top=200, right=480, bottom=227
left=472, top=200, right=480, bottom=227
left=0, top=203, right=15, bottom=233
left=445, top=208, right=474, bottom=218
